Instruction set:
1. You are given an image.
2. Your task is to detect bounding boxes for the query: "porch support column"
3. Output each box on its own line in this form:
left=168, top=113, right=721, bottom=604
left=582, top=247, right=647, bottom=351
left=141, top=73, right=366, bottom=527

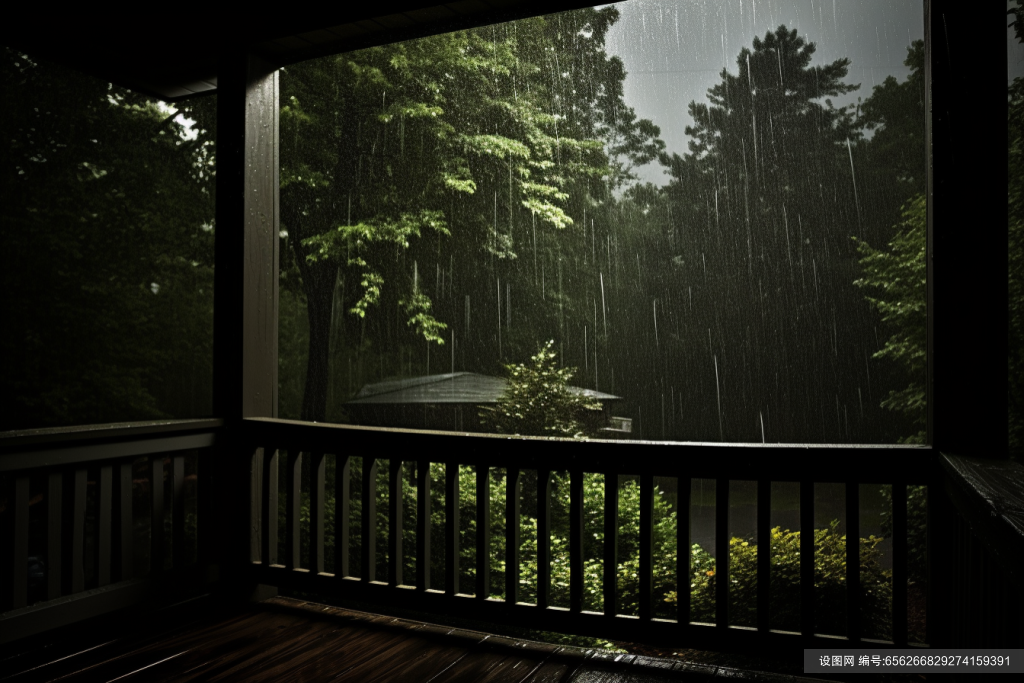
left=212, top=51, right=280, bottom=590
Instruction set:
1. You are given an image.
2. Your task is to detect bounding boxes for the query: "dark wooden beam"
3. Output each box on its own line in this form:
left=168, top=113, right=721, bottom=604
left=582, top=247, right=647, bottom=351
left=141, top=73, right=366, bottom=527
left=928, top=0, right=1007, bottom=457
left=212, top=50, right=279, bottom=590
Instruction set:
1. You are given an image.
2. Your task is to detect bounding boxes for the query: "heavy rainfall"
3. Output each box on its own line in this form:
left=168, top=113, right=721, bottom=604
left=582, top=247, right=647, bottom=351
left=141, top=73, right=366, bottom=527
left=277, top=0, right=927, bottom=445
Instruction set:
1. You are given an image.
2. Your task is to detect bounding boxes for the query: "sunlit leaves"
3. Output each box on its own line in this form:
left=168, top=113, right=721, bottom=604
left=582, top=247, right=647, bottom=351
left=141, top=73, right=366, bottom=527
left=400, top=290, right=448, bottom=344
left=521, top=198, right=573, bottom=229
left=463, top=133, right=531, bottom=160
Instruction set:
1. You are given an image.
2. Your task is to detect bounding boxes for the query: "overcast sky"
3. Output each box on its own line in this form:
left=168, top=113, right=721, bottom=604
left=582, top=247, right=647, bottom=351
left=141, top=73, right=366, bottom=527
left=602, top=0, right=926, bottom=185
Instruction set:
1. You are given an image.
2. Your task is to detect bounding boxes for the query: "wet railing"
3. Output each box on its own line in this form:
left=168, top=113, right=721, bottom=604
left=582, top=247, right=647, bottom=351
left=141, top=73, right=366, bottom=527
left=935, top=454, right=1024, bottom=649
left=243, top=418, right=933, bottom=654
left=0, top=420, right=220, bottom=642
left=6, top=417, right=1022, bottom=654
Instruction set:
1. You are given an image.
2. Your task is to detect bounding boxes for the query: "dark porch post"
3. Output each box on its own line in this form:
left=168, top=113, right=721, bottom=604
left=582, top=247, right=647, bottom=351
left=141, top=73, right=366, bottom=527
left=212, top=50, right=280, bottom=593
left=927, top=0, right=1007, bottom=648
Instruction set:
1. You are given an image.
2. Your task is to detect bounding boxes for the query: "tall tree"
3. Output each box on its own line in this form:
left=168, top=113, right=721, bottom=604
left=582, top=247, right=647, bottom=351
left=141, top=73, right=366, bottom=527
left=848, top=40, right=928, bottom=444
left=279, top=6, right=663, bottom=422
left=853, top=195, right=927, bottom=443
left=1, top=47, right=216, bottom=430
left=655, top=25, right=887, bottom=443
left=856, top=40, right=926, bottom=236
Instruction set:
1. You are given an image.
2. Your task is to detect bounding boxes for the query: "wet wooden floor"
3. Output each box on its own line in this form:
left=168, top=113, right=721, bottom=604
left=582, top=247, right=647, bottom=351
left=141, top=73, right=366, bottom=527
left=2, top=597, right=822, bottom=683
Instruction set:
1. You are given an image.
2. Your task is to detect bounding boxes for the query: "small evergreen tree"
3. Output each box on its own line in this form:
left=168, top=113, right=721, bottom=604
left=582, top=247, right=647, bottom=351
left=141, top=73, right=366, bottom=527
left=853, top=195, right=927, bottom=444
left=480, top=340, right=602, bottom=438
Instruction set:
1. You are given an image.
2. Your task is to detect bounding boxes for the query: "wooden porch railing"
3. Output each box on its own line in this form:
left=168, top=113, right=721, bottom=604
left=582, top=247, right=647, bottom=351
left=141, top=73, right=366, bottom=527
left=0, top=419, right=221, bottom=642
left=241, top=418, right=934, bottom=655
left=3, top=417, right=1022, bottom=655
left=935, top=453, right=1024, bottom=649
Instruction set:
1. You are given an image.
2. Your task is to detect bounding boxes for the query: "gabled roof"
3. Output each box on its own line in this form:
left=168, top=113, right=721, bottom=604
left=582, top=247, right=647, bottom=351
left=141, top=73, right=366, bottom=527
left=348, top=372, right=620, bottom=405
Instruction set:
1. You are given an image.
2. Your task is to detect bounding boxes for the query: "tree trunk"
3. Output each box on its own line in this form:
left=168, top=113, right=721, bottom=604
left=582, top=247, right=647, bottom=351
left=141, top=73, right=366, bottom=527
left=294, top=237, right=336, bottom=423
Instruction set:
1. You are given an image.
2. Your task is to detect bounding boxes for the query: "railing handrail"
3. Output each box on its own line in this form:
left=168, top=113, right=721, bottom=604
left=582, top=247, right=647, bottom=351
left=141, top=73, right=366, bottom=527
left=0, top=419, right=223, bottom=472
left=1, top=419, right=220, bottom=639
left=244, top=417, right=934, bottom=485
left=243, top=417, right=941, bottom=653
left=1, top=418, right=224, bottom=449
left=940, top=453, right=1024, bottom=584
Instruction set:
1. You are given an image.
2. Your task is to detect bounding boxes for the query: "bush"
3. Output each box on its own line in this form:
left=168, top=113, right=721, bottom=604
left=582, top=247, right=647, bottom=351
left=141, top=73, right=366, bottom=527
left=879, top=484, right=927, bottom=586
left=279, top=463, right=893, bottom=641
left=669, top=521, right=892, bottom=639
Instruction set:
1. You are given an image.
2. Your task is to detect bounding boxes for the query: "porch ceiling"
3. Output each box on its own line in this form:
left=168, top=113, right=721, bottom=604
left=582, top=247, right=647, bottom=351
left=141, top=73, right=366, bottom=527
left=2, top=1, right=608, bottom=101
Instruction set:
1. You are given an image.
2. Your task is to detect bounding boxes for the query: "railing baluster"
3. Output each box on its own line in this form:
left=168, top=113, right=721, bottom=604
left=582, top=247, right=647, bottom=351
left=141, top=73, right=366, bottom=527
left=475, top=465, right=489, bottom=599
left=172, top=455, right=184, bottom=570
left=98, top=464, right=112, bottom=586
left=445, top=462, right=459, bottom=595
left=389, top=459, right=404, bottom=586
left=151, top=457, right=164, bottom=576
left=714, top=477, right=728, bottom=630
left=505, top=467, right=520, bottom=605
left=362, top=458, right=378, bottom=582
left=757, top=479, right=770, bottom=632
left=68, top=468, right=87, bottom=591
left=640, top=473, right=654, bottom=622
left=261, top=448, right=279, bottom=567
left=310, top=452, right=326, bottom=575
left=47, top=470, right=62, bottom=600
left=677, top=476, right=690, bottom=623
left=800, top=480, right=814, bottom=636
left=336, top=455, right=350, bottom=577
left=537, top=469, right=551, bottom=609
left=287, top=450, right=302, bottom=570
left=197, top=447, right=214, bottom=568
left=604, top=472, right=619, bottom=617
left=118, top=461, right=133, bottom=581
left=892, top=482, right=908, bottom=645
left=638, top=475, right=655, bottom=626
left=416, top=459, right=431, bottom=591
left=846, top=481, right=861, bottom=641
left=12, top=474, right=29, bottom=609
left=570, top=469, right=583, bottom=613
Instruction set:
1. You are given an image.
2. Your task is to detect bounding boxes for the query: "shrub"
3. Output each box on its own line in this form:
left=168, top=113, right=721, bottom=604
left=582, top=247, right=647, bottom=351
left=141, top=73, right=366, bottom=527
left=280, top=463, right=894, bottom=641
left=880, top=484, right=927, bottom=586
left=668, top=521, right=892, bottom=638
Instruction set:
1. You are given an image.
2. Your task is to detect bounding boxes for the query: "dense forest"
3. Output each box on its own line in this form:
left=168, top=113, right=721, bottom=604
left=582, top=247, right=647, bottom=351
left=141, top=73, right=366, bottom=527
left=1, top=47, right=216, bottom=431
left=3, top=1, right=1020, bottom=452
left=277, top=6, right=926, bottom=444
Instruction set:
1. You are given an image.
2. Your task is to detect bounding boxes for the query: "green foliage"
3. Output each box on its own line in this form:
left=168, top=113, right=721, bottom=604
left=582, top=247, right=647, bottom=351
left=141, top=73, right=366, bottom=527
left=857, top=40, right=926, bottom=198
left=277, top=6, right=665, bottom=422
left=479, top=341, right=602, bottom=438
left=283, top=458, right=894, bottom=642
left=853, top=195, right=927, bottom=443
left=879, top=484, right=928, bottom=586
left=670, top=521, right=892, bottom=639
left=2, top=47, right=216, bottom=430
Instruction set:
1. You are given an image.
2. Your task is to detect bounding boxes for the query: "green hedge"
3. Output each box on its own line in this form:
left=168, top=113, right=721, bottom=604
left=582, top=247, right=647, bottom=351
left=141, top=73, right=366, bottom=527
left=279, top=462, right=894, bottom=640
left=677, top=521, right=892, bottom=638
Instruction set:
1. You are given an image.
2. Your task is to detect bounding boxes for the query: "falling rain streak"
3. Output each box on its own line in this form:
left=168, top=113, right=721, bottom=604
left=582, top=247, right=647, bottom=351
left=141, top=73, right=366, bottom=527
left=277, top=0, right=927, bottom=444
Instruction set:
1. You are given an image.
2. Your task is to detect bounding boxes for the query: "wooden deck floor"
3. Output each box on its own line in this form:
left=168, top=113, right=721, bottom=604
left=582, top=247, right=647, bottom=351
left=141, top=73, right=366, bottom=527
left=1, top=597, right=824, bottom=683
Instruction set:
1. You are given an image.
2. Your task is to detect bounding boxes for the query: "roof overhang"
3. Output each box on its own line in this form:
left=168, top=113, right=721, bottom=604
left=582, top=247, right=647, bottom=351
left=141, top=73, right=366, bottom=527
left=4, top=2, right=614, bottom=102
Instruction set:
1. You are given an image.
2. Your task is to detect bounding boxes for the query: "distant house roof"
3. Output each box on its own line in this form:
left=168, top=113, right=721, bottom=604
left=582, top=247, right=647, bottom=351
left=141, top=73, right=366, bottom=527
left=347, top=372, right=621, bottom=405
